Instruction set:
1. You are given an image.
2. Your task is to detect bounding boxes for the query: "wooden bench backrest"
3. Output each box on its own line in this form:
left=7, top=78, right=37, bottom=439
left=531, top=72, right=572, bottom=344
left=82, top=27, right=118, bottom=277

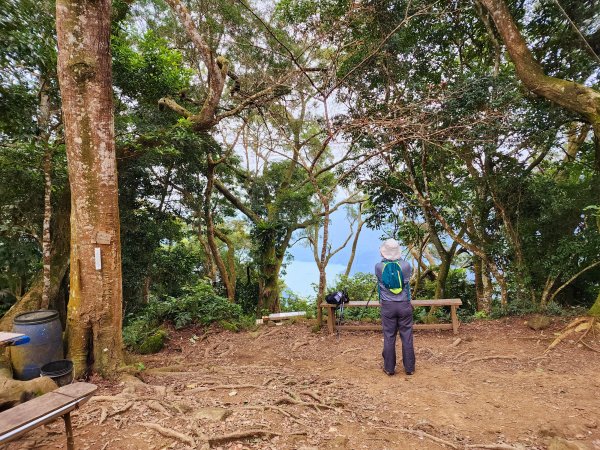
left=0, top=382, right=97, bottom=439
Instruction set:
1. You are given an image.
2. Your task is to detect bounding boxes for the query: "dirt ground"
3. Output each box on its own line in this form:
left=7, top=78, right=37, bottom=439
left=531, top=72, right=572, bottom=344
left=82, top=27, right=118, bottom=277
left=3, top=316, right=600, bottom=450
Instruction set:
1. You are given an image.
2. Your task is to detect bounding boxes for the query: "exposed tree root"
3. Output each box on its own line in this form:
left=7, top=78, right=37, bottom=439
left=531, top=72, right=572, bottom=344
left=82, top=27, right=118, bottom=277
left=275, top=395, right=338, bottom=411
left=292, top=340, right=309, bottom=351
left=546, top=317, right=598, bottom=353
left=99, top=407, right=108, bottom=425
left=463, top=356, right=517, bottom=365
left=465, top=444, right=523, bottom=449
left=299, top=390, right=323, bottom=404
left=207, top=429, right=306, bottom=446
left=0, top=371, right=57, bottom=411
left=262, top=376, right=276, bottom=386
left=239, top=404, right=297, bottom=418
left=375, top=425, right=458, bottom=449
left=186, top=384, right=261, bottom=394
left=147, top=400, right=171, bottom=416
left=145, top=365, right=186, bottom=374
left=91, top=395, right=130, bottom=402
left=138, top=422, right=195, bottom=446
left=255, top=328, right=279, bottom=340
left=341, top=346, right=364, bottom=355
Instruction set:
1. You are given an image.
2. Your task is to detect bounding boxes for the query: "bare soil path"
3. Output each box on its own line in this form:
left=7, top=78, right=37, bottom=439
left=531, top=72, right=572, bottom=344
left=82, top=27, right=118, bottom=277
left=3, top=317, right=599, bottom=450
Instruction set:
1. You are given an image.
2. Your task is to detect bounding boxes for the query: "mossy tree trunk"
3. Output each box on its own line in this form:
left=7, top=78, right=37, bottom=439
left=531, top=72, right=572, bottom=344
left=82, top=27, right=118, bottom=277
left=479, top=0, right=600, bottom=149
left=56, top=0, right=123, bottom=378
left=256, top=236, right=285, bottom=314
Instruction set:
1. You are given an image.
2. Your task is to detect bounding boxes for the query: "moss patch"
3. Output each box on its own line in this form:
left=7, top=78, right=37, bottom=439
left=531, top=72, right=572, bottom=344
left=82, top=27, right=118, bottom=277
left=138, top=329, right=167, bottom=354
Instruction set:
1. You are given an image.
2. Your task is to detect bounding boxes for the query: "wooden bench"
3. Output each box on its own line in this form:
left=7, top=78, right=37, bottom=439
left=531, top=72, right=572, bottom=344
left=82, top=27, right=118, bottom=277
left=0, top=382, right=97, bottom=449
left=319, top=299, right=462, bottom=335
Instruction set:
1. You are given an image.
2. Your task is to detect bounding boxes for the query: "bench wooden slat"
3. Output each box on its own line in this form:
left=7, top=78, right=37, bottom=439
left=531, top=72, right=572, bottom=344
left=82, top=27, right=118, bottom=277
left=54, top=382, right=97, bottom=399
left=0, top=382, right=97, bottom=441
left=320, top=299, right=462, bottom=308
left=336, top=323, right=454, bottom=331
left=0, top=393, right=76, bottom=437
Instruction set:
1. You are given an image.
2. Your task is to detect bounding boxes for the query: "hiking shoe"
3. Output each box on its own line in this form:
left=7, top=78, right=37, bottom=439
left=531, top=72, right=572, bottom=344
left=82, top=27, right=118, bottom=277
left=383, top=368, right=394, bottom=376
left=405, top=371, right=414, bottom=376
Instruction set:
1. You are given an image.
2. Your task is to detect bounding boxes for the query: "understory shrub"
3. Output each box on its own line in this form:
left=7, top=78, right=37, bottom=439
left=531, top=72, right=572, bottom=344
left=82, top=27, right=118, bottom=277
left=124, top=281, right=249, bottom=353
left=280, top=289, right=316, bottom=318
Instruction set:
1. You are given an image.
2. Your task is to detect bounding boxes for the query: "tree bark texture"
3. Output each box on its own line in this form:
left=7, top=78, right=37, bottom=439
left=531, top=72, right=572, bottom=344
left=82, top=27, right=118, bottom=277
left=256, top=239, right=282, bottom=314
left=38, top=77, right=53, bottom=309
left=479, top=0, right=600, bottom=141
left=56, top=0, right=123, bottom=378
left=204, top=162, right=236, bottom=302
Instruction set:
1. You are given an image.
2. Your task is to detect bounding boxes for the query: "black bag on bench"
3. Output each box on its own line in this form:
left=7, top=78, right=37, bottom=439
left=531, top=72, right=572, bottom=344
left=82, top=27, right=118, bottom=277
left=325, top=290, right=349, bottom=306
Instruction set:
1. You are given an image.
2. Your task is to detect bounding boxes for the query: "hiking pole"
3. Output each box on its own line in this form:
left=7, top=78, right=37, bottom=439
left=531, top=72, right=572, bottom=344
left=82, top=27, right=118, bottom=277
left=336, top=302, right=343, bottom=339
left=365, top=283, right=377, bottom=307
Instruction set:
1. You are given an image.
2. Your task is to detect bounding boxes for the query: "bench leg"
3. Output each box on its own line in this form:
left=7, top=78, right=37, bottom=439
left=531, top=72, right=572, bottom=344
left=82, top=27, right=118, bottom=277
left=62, top=412, right=74, bottom=450
left=326, top=308, right=334, bottom=334
left=451, top=305, right=459, bottom=334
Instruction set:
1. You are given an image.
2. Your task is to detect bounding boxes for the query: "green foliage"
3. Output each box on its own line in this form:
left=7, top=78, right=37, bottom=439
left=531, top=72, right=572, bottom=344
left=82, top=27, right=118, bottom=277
left=113, top=30, right=192, bottom=103
left=123, top=281, right=251, bottom=353
left=280, top=289, right=316, bottom=318
left=330, top=272, right=378, bottom=302
left=138, top=329, right=168, bottom=354
left=328, top=273, right=380, bottom=321
left=415, top=269, right=477, bottom=314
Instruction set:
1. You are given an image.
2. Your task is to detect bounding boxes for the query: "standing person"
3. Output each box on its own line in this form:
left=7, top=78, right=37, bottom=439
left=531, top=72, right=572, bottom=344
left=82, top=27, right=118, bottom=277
left=375, top=239, right=415, bottom=376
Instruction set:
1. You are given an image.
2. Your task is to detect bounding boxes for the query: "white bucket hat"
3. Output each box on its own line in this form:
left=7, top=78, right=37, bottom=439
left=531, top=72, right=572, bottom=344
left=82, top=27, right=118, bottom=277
left=380, top=238, right=402, bottom=260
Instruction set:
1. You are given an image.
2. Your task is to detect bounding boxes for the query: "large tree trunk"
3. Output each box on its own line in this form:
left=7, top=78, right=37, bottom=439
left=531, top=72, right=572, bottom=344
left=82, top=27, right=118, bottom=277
left=473, top=255, right=484, bottom=311
left=256, top=238, right=282, bottom=314
left=56, top=0, right=123, bottom=378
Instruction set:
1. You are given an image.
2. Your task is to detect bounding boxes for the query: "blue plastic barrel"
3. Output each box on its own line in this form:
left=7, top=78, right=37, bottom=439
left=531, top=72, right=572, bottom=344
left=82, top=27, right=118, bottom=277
left=11, top=310, right=64, bottom=380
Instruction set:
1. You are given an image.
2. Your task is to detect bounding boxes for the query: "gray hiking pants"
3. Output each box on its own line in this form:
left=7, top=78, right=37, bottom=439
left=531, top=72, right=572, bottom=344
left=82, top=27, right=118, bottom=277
left=381, top=300, right=415, bottom=374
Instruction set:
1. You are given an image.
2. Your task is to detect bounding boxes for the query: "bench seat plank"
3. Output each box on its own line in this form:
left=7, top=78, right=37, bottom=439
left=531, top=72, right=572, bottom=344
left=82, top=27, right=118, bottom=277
left=320, top=299, right=462, bottom=308
left=0, top=382, right=97, bottom=444
left=337, top=323, right=454, bottom=331
left=54, top=382, right=97, bottom=400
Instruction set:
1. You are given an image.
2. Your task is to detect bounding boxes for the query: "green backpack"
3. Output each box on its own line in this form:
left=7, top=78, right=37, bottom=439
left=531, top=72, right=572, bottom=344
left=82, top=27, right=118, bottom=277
left=381, top=261, right=405, bottom=294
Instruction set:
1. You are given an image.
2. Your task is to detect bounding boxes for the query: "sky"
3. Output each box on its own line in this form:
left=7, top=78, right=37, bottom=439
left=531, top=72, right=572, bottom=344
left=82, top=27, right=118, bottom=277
left=282, top=207, right=400, bottom=298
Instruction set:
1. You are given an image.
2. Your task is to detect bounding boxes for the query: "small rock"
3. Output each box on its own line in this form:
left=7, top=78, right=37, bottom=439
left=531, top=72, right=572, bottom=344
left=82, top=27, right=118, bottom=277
left=585, top=421, right=597, bottom=429
left=527, top=315, right=552, bottom=331
left=194, top=407, right=232, bottom=421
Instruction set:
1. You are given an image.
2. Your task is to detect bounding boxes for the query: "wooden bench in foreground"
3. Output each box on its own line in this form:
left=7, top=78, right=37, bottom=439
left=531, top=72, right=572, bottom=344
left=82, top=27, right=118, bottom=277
left=319, top=299, right=462, bottom=335
left=0, top=382, right=97, bottom=449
